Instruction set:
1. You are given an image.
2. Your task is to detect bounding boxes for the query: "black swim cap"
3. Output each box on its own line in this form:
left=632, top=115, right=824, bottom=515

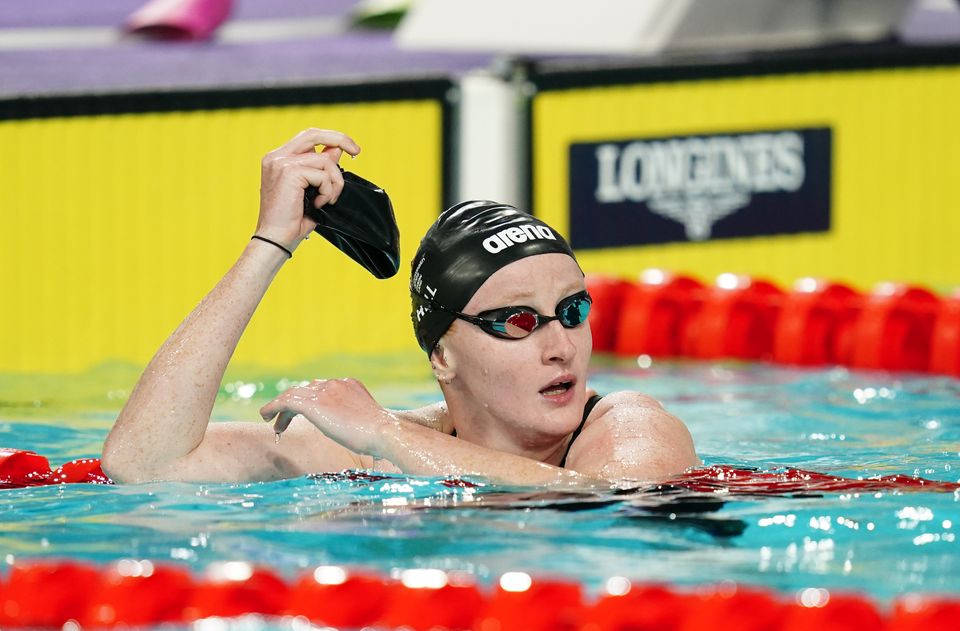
left=410, top=200, right=578, bottom=354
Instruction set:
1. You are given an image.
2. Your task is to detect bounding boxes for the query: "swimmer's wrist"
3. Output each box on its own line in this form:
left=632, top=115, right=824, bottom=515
left=251, top=235, right=293, bottom=259
left=246, top=234, right=295, bottom=265
left=368, top=411, right=407, bottom=462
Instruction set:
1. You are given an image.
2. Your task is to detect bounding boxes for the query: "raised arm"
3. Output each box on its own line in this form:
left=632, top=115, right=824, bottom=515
left=102, top=129, right=361, bottom=483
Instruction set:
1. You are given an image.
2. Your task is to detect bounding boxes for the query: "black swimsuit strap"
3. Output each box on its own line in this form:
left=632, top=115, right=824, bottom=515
left=449, top=394, right=603, bottom=469
left=559, top=394, right=603, bottom=469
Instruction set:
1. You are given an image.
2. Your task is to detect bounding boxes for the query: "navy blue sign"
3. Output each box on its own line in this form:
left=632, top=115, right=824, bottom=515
left=568, top=127, right=832, bottom=249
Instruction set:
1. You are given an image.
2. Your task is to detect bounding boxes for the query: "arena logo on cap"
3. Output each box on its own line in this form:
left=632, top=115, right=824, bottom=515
left=568, top=127, right=832, bottom=249
left=482, top=224, right=557, bottom=254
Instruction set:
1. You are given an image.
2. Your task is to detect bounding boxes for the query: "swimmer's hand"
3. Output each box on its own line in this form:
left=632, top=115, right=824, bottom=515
left=260, top=378, right=387, bottom=456
left=255, top=128, right=361, bottom=255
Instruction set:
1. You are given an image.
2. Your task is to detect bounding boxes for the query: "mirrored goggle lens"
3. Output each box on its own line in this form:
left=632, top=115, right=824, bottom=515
left=488, top=293, right=592, bottom=339
left=501, top=311, right=538, bottom=338
left=558, top=294, right=591, bottom=327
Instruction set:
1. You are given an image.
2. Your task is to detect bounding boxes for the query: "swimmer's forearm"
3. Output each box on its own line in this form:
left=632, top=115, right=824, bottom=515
left=103, top=240, right=286, bottom=481
left=380, top=418, right=601, bottom=487
left=392, top=402, right=451, bottom=433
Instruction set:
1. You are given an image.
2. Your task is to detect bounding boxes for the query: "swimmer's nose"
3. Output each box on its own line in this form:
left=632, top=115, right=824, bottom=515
left=540, top=319, right=577, bottom=365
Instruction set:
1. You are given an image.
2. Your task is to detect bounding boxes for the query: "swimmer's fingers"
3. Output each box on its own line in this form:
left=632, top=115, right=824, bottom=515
left=265, top=163, right=333, bottom=210
left=272, top=411, right=297, bottom=435
left=282, top=152, right=345, bottom=207
left=260, top=397, right=295, bottom=424
left=303, top=167, right=336, bottom=209
left=278, top=128, right=361, bottom=158
left=321, top=145, right=343, bottom=166
left=321, top=149, right=346, bottom=205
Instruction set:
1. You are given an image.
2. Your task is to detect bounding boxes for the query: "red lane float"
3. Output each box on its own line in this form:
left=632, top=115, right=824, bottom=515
left=850, top=283, right=941, bottom=372
left=889, top=595, right=960, bottom=631
left=185, top=565, right=289, bottom=620
left=2, top=561, right=959, bottom=631
left=287, top=568, right=393, bottom=628
left=0, top=562, right=103, bottom=628
left=585, top=275, right=634, bottom=352
left=684, top=274, right=785, bottom=361
left=482, top=576, right=584, bottom=631
left=930, top=291, right=960, bottom=377
left=381, top=575, right=484, bottom=631
left=590, top=583, right=696, bottom=631
left=0, top=449, right=111, bottom=489
left=773, top=279, right=862, bottom=366
left=612, top=270, right=705, bottom=357
left=677, top=587, right=786, bottom=631
left=49, top=457, right=113, bottom=485
left=779, top=592, right=887, bottom=631
left=83, top=562, right=195, bottom=627
left=0, top=449, right=52, bottom=488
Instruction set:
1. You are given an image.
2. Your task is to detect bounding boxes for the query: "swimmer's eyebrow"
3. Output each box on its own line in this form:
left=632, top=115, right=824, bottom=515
left=489, top=284, right=586, bottom=306
left=493, top=289, right=538, bottom=304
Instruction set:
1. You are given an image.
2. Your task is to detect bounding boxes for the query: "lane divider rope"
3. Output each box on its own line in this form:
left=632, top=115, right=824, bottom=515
left=1, top=559, right=958, bottom=630
left=587, top=270, right=960, bottom=375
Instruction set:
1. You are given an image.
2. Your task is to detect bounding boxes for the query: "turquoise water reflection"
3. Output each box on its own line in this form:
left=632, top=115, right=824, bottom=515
left=1, top=355, right=957, bottom=602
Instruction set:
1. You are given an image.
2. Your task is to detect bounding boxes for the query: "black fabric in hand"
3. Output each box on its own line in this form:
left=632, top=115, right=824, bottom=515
left=303, top=170, right=401, bottom=279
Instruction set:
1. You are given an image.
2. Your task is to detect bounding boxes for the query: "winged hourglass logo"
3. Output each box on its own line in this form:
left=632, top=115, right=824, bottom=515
left=647, top=190, right=749, bottom=241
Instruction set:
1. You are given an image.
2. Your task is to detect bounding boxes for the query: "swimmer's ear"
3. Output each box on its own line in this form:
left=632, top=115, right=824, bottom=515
left=431, top=342, right=456, bottom=385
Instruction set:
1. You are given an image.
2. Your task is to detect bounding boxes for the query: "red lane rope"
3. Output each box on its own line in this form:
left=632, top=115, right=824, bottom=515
left=587, top=271, right=960, bottom=375
left=2, top=449, right=957, bottom=494
left=4, top=272, right=954, bottom=627
left=3, top=451, right=957, bottom=629
left=0, top=449, right=111, bottom=490
left=0, top=561, right=958, bottom=630
left=672, top=465, right=960, bottom=494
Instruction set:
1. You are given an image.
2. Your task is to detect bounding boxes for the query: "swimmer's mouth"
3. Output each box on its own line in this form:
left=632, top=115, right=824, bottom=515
left=539, top=377, right=575, bottom=397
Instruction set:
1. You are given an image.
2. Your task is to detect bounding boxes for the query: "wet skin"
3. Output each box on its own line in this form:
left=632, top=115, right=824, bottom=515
left=432, top=253, right=593, bottom=466
left=102, top=128, right=699, bottom=486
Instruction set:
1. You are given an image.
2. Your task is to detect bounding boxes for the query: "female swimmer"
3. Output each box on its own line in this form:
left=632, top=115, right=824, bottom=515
left=101, top=129, right=699, bottom=486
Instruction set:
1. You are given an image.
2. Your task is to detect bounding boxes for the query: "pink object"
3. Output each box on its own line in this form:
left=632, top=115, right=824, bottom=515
left=125, top=0, right=233, bottom=41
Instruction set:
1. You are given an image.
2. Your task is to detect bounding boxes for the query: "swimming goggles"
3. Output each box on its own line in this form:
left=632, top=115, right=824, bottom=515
left=426, top=290, right=592, bottom=340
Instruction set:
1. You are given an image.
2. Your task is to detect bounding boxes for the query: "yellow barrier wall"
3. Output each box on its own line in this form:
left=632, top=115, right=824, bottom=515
left=533, top=63, right=960, bottom=293
left=1, top=91, right=446, bottom=373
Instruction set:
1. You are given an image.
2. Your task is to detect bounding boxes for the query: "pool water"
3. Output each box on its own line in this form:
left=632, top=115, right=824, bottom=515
left=1, top=354, right=958, bottom=604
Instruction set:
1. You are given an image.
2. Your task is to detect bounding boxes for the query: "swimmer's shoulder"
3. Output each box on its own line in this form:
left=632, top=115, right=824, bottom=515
left=567, top=390, right=699, bottom=480
left=584, top=390, right=663, bottom=418
left=393, top=400, right=453, bottom=434
left=578, top=390, right=666, bottom=433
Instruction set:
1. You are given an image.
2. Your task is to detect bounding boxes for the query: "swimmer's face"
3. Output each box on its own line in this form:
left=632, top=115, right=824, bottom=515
left=437, top=253, right=591, bottom=446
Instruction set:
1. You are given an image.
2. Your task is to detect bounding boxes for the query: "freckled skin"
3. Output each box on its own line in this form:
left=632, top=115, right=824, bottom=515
left=563, top=392, right=698, bottom=482
left=435, top=254, right=591, bottom=465
left=101, top=128, right=700, bottom=487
